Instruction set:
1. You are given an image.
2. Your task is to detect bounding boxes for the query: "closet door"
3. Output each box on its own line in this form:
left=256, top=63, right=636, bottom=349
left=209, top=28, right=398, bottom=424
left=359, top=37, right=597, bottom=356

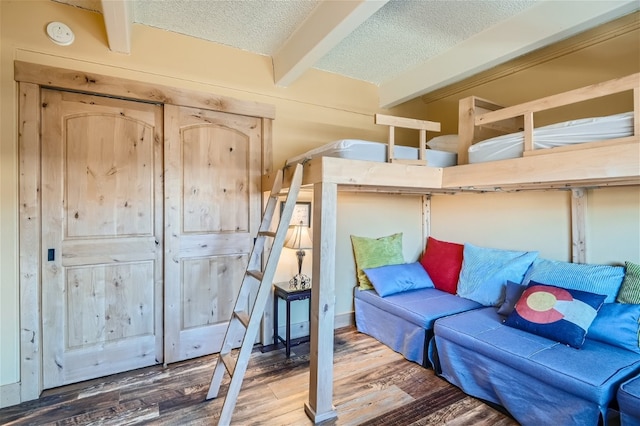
left=164, top=105, right=261, bottom=363
left=41, top=90, right=164, bottom=388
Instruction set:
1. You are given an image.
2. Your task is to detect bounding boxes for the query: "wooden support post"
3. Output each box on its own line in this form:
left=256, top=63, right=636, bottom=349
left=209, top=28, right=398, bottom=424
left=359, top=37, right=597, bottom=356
left=422, top=195, right=431, bottom=246
left=571, top=188, right=587, bottom=264
left=305, top=182, right=338, bottom=423
left=634, top=87, right=639, bottom=137
left=523, top=112, right=534, bottom=153
left=457, top=96, right=475, bottom=165
left=388, top=125, right=395, bottom=163
left=19, top=82, right=42, bottom=403
left=419, top=129, right=426, bottom=162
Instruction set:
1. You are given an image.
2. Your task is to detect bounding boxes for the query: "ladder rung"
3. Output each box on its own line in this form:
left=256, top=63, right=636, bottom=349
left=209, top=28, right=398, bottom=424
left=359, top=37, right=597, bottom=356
left=257, top=231, right=276, bottom=238
left=233, top=310, right=250, bottom=328
left=221, top=353, right=236, bottom=376
left=247, top=270, right=263, bottom=281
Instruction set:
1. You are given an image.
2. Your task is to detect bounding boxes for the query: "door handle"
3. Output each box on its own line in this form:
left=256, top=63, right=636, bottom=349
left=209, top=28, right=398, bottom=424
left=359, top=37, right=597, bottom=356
left=48, top=248, right=55, bottom=262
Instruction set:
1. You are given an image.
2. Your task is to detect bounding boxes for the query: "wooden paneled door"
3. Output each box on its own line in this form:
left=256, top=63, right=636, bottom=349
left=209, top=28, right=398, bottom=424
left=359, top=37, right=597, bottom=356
left=41, top=90, right=164, bottom=388
left=163, top=105, right=261, bottom=363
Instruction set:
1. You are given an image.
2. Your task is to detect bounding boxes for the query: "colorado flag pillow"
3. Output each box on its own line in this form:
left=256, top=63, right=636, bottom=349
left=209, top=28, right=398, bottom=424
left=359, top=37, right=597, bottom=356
left=504, top=281, right=606, bottom=349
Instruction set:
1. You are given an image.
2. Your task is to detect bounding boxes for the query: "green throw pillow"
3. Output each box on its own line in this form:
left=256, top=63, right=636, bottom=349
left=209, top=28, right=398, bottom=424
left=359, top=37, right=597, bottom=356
left=351, top=233, right=404, bottom=290
left=617, top=261, right=640, bottom=304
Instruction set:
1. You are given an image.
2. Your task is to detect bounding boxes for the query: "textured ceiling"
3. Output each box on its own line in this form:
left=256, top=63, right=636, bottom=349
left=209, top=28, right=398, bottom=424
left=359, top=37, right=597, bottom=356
left=314, top=0, right=538, bottom=84
left=53, top=0, right=639, bottom=107
left=132, top=0, right=537, bottom=85
left=135, top=1, right=320, bottom=58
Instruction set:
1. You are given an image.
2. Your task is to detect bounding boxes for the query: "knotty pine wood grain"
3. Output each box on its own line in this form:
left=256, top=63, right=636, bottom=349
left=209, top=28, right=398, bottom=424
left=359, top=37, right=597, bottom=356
left=0, top=327, right=517, bottom=425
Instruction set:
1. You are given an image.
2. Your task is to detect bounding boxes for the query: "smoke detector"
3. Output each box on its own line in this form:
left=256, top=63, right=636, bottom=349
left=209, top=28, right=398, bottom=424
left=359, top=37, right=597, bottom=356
left=46, top=22, right=75, bottom=46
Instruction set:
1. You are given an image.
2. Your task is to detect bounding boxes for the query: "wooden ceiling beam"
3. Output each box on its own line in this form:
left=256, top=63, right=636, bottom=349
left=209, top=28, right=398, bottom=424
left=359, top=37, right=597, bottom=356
left=273, top=0, right=389, bottom=87
left=100, top=0, right=132, bottom=54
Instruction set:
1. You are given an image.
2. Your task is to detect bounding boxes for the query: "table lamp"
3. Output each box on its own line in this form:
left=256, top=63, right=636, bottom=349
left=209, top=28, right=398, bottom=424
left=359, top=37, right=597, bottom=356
left=284, top=221, right=312, bottom=289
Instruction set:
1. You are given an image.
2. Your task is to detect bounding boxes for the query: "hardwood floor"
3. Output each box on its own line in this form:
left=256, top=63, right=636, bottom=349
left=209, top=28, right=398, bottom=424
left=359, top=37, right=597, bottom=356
left=1, top=327, right=517, bottom=425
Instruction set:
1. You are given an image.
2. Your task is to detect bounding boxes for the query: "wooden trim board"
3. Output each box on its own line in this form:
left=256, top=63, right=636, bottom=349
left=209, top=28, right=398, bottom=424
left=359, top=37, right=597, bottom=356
left=14, top=61, right=275, bottom=120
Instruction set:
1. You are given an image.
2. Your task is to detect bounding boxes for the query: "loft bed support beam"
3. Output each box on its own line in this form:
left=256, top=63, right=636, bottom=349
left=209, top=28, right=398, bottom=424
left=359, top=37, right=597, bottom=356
left=571, top=188, right=587, bottom=264
left=305, top=182, right=338, bottom=423
left=422, top=195, right=431, bottom=246
left=523, top=112, right=534, bottom=153
left=635, top=87, right=640, bottom=136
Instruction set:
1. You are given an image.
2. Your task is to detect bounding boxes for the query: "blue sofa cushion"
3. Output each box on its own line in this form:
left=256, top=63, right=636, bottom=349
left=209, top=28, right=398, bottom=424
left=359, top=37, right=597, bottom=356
left=618, top=375, right=640, bottom=420
left=523, top=257, right=624, bottom=303
left=434, top=308, right=640, bottom=404
left=587, top=303, right=640, bottom=354
left=364, top=262, right=434, bottom=297
left=497, top=280, right=526, bottom=316
left=354, top=287, right=481, bottom=329
left=457, top=243, right=537, bottom=307
left=504, top=281, right=606, bottom=348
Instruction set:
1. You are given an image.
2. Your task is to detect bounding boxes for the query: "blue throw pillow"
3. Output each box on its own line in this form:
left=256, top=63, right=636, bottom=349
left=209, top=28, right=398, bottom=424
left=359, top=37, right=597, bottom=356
left=457, top=243, right=538, bottom=306
left=497, top=281, right=527, bottom=316
left=587, top=303, right=640, bottom=354
left=504, top=281, right=606, bottom=349
left=364, top=262, right=434, bottom=297
left=522, top=258, right=624, bottom=303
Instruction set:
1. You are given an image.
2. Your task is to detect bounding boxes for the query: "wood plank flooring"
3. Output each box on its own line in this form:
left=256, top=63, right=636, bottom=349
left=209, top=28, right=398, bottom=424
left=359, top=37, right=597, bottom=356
left=1, top=327, right=518, bottom=425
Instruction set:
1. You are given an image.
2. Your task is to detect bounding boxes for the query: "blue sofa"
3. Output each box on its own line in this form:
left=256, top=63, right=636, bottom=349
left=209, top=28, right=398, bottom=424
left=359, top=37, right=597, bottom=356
left=618, top=375, right=640, bottom=425
left=353, top=243, right=640, bottom=425
left=433, top=307, right=640, bottom=425
left=354, top=287, right=481, bottom=366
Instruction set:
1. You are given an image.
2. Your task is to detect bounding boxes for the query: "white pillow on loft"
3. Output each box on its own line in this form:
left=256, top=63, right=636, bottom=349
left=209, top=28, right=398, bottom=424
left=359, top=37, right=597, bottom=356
left=427, top=134, right=458, bottom=153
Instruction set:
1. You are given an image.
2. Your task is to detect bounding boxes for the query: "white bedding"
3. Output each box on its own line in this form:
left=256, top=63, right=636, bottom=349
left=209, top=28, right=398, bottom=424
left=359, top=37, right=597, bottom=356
left=285, top=139, right=458, bottom=168
left=469, top=111, right=634, bottom=163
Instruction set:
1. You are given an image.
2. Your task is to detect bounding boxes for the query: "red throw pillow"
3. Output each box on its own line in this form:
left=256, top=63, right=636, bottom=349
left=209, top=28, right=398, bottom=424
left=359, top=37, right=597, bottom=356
left=419, top=236, right=464, bottom=294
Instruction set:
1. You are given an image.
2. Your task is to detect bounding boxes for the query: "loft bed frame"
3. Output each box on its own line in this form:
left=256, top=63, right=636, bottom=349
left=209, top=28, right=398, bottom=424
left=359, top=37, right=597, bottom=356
left=265, top=73, right=640, bottom=423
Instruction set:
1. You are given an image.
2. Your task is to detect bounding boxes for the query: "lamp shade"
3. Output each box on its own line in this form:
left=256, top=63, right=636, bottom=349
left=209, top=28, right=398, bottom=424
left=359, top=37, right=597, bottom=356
left=284, top=223, right=312, bottom=250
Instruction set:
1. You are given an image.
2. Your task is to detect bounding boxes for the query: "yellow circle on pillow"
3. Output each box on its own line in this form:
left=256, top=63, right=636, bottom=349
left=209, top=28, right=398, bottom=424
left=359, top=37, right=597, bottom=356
left=527, top=291, right=557, bottom=312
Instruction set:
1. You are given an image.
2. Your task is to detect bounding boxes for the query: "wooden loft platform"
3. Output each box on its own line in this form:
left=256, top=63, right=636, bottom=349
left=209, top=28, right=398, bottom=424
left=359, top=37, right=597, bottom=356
left=269, top=73, right=640, bottom=194
left=272, top=156, right=444, bottom=194
left=268, top=139, right=640, bottom=194
left=443, top=141, right=640, bottom=191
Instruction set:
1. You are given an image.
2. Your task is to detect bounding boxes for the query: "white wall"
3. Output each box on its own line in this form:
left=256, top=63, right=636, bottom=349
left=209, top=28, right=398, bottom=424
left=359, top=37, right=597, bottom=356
left=334, top=193, right=425, bottom=314
left=587, top=187, right=640, bottom=265
left=431, top=191, right=571, bottom=260
left=274, top=191, right=425, bottom=337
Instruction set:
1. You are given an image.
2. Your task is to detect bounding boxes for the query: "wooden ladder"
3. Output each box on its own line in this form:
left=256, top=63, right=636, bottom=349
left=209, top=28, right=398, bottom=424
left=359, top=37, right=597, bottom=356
left=206, top=163, right=304, bottom=425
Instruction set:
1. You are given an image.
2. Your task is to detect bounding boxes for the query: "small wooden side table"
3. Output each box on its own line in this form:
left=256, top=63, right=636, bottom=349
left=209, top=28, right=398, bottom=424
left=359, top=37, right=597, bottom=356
left=273, top=281, right=311, bottom=358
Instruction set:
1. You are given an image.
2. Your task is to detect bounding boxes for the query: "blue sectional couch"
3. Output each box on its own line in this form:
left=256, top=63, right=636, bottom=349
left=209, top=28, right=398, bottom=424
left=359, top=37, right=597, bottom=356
left=352, top=237, right=640, bottom=425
